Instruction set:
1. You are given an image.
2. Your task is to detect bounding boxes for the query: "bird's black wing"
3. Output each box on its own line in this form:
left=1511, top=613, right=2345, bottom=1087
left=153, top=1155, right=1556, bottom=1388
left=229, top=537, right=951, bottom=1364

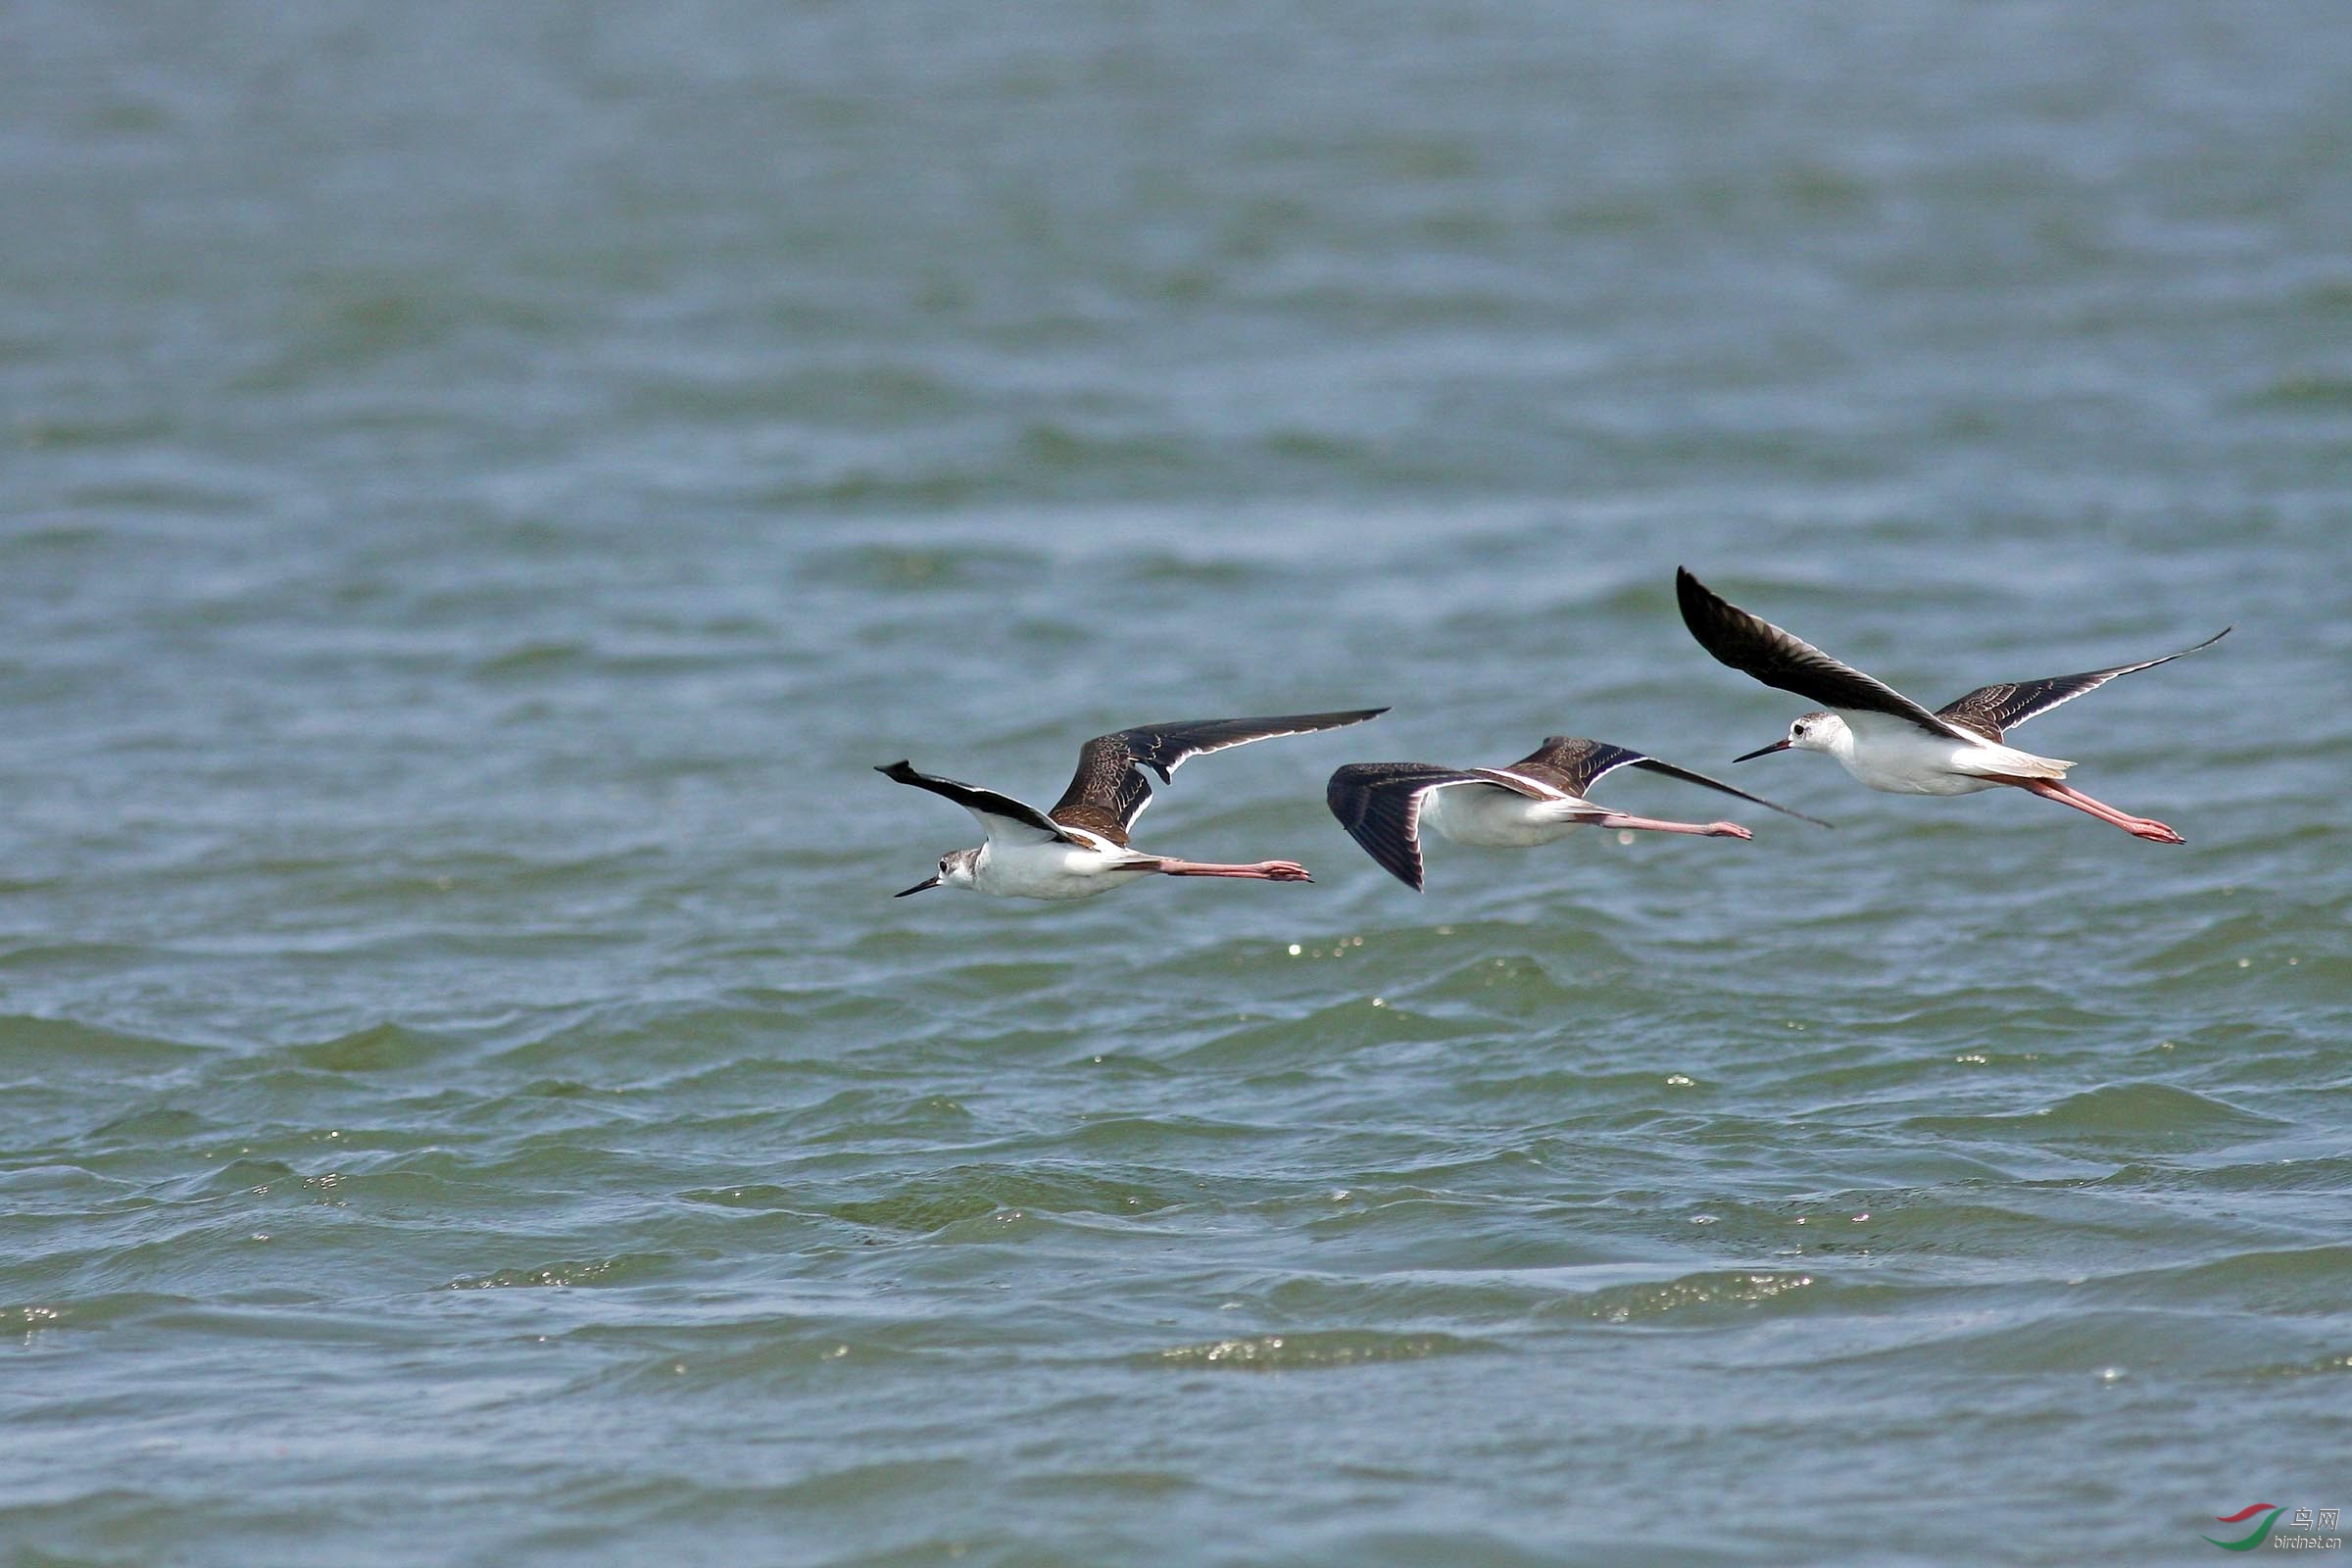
left=1325, top=761, right=1542, bottom=891
left=1053, top=709, right=1388, bottom=844
left=1935, top=627, right=2231, bottom=742
left=1503, top=735, right=1834, bottom=827
left=1676, top=567, right=1974, bottom=741
left=876, top=760, right=1078, bottom=846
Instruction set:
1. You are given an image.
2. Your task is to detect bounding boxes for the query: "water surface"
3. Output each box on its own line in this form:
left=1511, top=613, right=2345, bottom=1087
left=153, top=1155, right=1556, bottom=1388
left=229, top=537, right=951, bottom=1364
left=5, top=3, right=2351, bottom=1563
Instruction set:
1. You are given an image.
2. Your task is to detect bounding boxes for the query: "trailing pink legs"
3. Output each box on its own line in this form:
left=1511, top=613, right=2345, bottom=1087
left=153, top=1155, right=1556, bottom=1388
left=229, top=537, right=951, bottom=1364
left=1590, top=812, right=1752, bottom=841
left=2009, top=777, right=2184, bottom=845
left=1151, top=858, right=1314, bottom=882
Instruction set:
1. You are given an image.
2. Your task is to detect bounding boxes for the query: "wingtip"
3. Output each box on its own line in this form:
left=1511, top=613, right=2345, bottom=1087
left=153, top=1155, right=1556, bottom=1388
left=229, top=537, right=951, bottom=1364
left=876, top=760, right=912, bottom=778
left=1754, top=790, right=1836, bottom=830
left=1672, top=565, right=1721, bottom=625
left=1374, top=840, right=1427, bottom=893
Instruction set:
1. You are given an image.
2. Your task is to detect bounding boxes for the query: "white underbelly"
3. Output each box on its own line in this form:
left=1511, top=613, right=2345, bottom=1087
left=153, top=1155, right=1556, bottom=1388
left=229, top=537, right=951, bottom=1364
left=975, top=839, right=1153, bottom=901
left=1424, top=786, right=1588, bottom=848
left=1843, top=748, right=2004, bottom=795
left=1836, top=713, right=2069, bottom=795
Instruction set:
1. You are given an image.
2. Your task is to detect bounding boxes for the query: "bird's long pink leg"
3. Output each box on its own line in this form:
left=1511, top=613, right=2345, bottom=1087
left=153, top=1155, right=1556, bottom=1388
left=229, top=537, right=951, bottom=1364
left=2009, top=778, right=2184, bottom=845
left=1152, top=858, right=1313, bottom=883
left=1592, top=812, right=1752, bottom=841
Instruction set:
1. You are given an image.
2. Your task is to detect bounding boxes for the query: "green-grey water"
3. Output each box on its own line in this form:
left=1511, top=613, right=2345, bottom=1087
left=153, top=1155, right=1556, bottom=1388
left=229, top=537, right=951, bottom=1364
left=6, top=4, right=2351, bottom=1563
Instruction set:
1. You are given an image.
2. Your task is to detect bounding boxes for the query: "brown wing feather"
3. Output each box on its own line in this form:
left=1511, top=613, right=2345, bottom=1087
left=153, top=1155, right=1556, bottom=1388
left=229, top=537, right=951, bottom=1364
left=1935, top=627, right=2231, bottom=742
left=1932, top=692, right=2011, bottom=743
left=1499, top=735, right=1832, bottom=827
left=1501, top=737, right=1647, bottom=797
left=1047, top=798, right=1131, bottom=847
left=1054, top=709, right=1388, bottom=837
left=1050, top=738, right=1152, bottom=842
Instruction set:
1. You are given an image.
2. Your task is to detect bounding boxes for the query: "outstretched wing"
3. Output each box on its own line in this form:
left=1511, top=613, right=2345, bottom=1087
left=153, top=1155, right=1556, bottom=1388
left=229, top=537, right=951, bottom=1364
left=1052, top=708, right=1388, bottom=845
left=875, top=760, right=1079, bottom=847
left=1935, top=627, right=2231, bottom=742
left=1503, top=735, right=1834, bottom=827
left=1324, top=762, right=1545, bottom=892
left=1497, top=736, right=1650, bottom=798
left=1675, top=567, right=1976, bottom=742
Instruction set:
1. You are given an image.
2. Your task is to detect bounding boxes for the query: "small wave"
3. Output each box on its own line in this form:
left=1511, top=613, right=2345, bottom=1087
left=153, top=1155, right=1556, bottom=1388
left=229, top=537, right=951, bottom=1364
left=624, top=362, right=969, bottom=425
left=2243, top=1350, right=2352, bottom=1381
left=471, top=638, right=592, bottom=678
left=1811, top=1305, right=2302, bottom=1379
left=1408, top=945, right=1638, bottom=1016
left=2091, top=1244, right=2352, bottom=1314
left=176, top=1158, right=358, bottom=1205
left=2244, top=371, right=2352, bottom=410
left=1568, top=1269, right=1823, bottom=1325
left=826, top=1165, right=1189, bottom=1233
left=585, top=1335, right=936, bottom=1399
left=13, top=413, right=173, bottom=450
left=0, top=1014, right=207, bottom=1070
left=1, top=1293, right=190, bottom=1335
left=1144, top=1329, right=1490, bottom=1371
left=287, top=1022, right=463, bottom=1074
left=795, top=1091, right=978, bottom=1147
left=798, top=542, right=1049, bottom=591
left=678, top=1184, right=803, bottom=1210
left=1257, top=424, right=1372, bottom=467
left=1116, top=550, right=1271, bottom=587
left=754, top=467, right=985, bottom=509
left=449, top=1253, right=674, bottom=1290
left=1907, top=1082, right=2282, bottom=1147
left=0, top=521, right=117, bottom=555
left=2034, top=1082, right=2283, bottom=1136
left=88, top=1104, right=211, bottom=1145
left=1173, top=995, right=1481, bottom=1069
left=1014, top=421, right=1191, bottom=477
left=1010, top=1468, right=1200, bottom=1499
left=491, top=1001, right=825, bottom=1072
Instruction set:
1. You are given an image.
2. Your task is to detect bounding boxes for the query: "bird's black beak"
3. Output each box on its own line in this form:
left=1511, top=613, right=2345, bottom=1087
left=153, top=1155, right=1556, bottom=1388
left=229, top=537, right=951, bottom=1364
left=894, top=875, right=943, bottom=897
left=1732, top=738, right=1793, bottom=763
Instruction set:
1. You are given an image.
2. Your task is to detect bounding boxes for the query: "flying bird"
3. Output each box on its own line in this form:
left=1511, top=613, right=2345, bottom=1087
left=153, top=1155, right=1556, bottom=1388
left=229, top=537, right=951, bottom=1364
left=1326, top=734, right=1828, bottom=891
left=1674, top=566, right=2228, bottom=845
left=880, top=710, right=1386, bottom=900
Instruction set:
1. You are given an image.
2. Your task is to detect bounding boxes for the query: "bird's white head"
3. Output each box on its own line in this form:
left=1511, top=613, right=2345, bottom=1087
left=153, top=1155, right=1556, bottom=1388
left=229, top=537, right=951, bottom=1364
left=1735, top=710, right=1847, bottom=762
left=897, top=846, right=981, bottom=897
